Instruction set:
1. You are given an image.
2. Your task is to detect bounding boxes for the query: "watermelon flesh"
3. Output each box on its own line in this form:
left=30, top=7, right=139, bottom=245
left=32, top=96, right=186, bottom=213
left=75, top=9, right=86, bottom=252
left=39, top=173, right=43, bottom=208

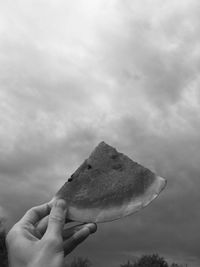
left=54, top=142, right=166, bottom=223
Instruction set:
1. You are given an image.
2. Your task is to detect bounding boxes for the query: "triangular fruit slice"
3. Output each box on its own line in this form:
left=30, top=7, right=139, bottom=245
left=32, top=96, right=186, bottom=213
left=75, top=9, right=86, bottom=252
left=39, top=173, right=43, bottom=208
left=54, top=142, right=166, bottom=223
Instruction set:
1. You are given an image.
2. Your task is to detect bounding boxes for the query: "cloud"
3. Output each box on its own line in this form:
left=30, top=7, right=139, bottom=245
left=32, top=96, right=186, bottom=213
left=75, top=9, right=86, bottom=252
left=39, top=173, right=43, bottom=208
left=0, top=206, right=7, bottom=219
left=0, top=0, right=200, bottom=266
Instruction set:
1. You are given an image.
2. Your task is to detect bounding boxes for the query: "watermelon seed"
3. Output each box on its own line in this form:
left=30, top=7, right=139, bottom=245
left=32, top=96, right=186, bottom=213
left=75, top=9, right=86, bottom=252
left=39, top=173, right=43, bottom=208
left=111, top=154, right=118, bottom=159
left=68, top=176, right=73, bottom=182
left=113, top=163, right=123, bottom=171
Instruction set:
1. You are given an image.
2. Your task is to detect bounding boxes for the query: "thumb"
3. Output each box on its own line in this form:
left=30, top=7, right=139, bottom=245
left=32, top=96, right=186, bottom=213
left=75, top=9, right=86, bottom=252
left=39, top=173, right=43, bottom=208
left=46, top=199, right=67, bottom=237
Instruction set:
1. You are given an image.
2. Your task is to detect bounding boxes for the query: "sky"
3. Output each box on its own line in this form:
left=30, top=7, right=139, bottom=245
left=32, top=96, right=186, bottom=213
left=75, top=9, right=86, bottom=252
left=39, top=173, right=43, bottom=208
left=0, top=0, right=200, bottom=266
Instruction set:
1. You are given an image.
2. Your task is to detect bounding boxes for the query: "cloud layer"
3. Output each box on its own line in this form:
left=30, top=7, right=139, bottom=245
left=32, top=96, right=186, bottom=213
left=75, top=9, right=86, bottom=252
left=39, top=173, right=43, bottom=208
left=0, top=0, right=200, bottom=266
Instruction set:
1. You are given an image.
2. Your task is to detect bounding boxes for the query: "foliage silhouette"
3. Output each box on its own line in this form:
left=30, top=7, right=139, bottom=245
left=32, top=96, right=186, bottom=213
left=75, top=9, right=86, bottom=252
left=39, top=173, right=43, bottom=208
left=133, top=254, right=168, bottom=267
left=170, top=264, right=185, bottom=267
left=0, top=222, right=8, bottom=267
left=68, top=257, right=92, bottom=267
left=121, top=254, right=169, bottom=267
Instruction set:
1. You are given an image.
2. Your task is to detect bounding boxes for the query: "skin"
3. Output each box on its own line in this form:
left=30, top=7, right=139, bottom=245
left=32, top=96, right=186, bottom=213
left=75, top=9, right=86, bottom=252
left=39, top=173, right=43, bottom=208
left=6, top=199, right=97, bottom=267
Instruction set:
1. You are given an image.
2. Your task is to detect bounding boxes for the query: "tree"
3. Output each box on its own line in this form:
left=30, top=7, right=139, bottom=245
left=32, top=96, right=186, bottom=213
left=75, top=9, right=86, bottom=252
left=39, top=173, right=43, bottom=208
left=132, top=254, right=168, bottom=267
left=0, top=221, right=8, bottom=267
left=69, top=257, right=92, bottom=267
left=171, top=264, right=185, bottom=267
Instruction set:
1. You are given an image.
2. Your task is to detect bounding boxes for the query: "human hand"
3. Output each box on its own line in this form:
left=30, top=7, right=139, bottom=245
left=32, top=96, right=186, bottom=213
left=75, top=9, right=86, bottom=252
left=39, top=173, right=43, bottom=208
left=6, top=199, right=97, bottom=267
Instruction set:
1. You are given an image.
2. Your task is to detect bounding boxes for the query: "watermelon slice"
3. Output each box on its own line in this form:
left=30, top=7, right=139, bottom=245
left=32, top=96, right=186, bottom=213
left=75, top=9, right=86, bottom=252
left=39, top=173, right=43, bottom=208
left=54, top=142, right=166, bottom=223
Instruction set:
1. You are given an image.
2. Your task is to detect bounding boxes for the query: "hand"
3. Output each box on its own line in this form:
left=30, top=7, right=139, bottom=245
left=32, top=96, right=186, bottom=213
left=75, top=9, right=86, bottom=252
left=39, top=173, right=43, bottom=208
left=6, top=199, right=97, bottom=267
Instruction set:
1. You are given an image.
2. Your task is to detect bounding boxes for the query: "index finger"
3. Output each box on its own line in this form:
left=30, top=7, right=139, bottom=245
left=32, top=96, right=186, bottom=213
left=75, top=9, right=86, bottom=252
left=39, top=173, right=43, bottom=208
left=20, top=203, right=51, bottom=225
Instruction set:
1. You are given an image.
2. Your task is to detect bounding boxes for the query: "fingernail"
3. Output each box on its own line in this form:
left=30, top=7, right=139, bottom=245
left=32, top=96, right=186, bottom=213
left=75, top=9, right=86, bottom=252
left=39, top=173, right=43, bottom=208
left=55, top=199, right=66, bottom=210
left=84, top=223, right=97, bottom=234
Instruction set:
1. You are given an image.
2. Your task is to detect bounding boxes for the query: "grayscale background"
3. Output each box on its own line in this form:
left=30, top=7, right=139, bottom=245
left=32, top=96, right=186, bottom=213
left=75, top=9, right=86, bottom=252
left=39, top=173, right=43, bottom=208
left=0, top=0, right=199, bottom=266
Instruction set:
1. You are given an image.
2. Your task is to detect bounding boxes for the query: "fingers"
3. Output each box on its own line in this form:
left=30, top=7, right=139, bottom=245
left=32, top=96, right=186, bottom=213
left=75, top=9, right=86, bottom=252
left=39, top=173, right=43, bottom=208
left=36, top=215, right=49, bottom=235
left=37, top=215, right=73, bottom=236
left=30, top=199, right=97, bottom=258
left=63, top=223, right=97, bottom=239
left=45, top=199, right=67, bottom=237
left=20, top=203, right=51, bottom=225
left=63, top=224, right=86, bottom=240
left=63, top=223, right=97, bottom=255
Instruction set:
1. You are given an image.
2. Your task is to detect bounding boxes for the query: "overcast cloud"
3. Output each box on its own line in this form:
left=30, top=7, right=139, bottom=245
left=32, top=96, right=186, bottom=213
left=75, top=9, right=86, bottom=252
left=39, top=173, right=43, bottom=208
left=0, top=0, right=200, bottom=266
